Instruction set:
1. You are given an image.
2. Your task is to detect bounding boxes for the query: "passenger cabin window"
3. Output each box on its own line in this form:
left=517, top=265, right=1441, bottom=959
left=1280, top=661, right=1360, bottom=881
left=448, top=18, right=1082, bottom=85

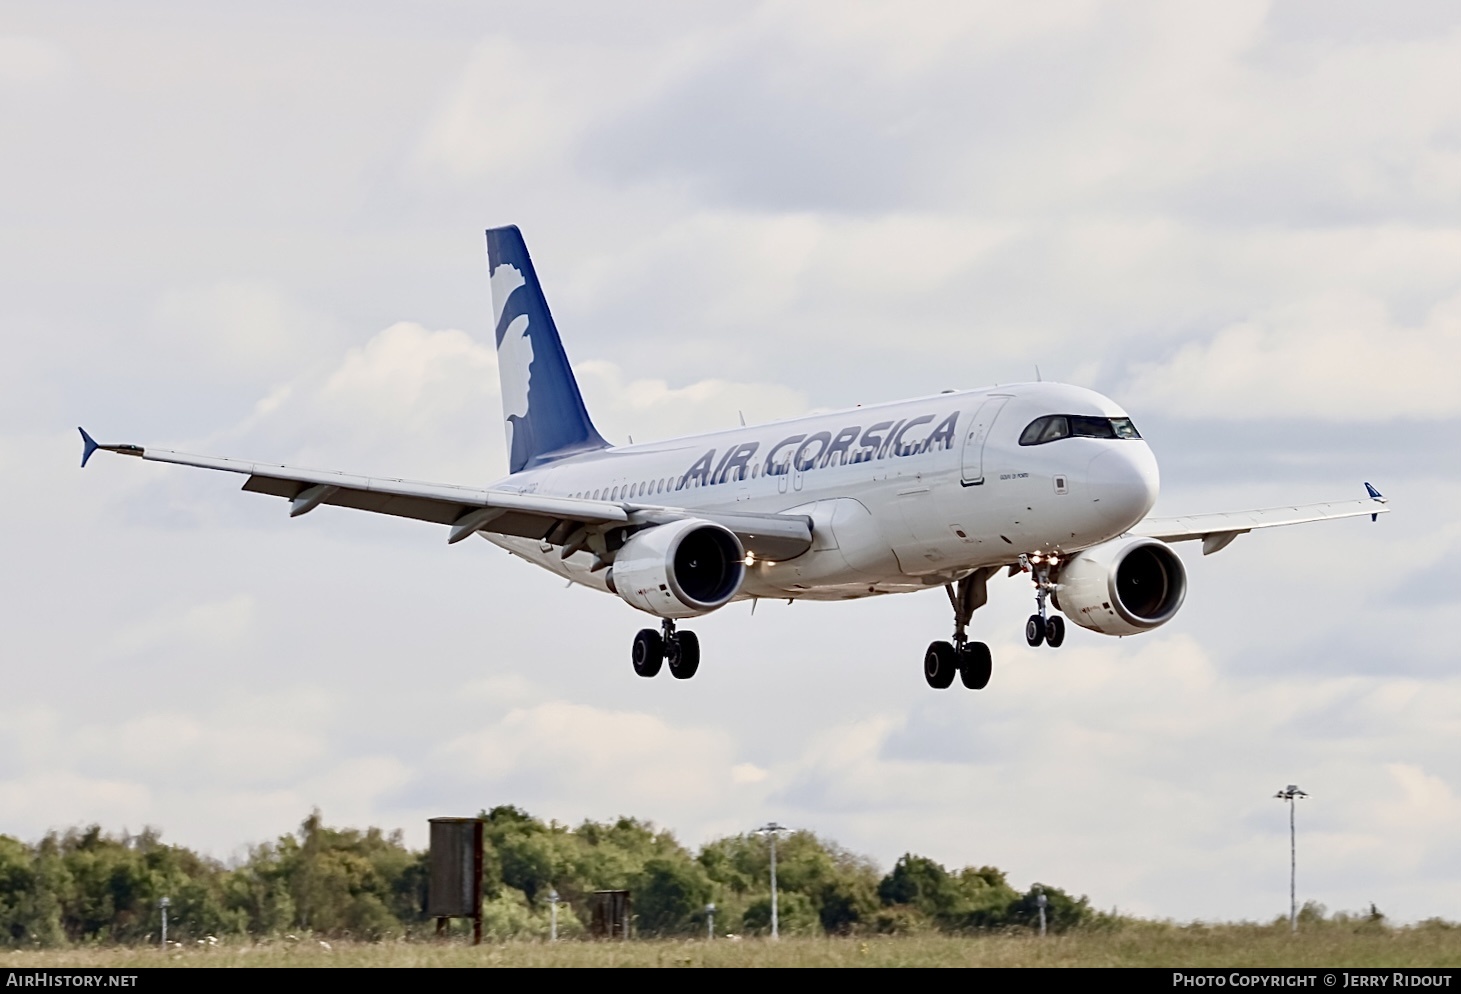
left=1020, top=415, right=1142, bottom=445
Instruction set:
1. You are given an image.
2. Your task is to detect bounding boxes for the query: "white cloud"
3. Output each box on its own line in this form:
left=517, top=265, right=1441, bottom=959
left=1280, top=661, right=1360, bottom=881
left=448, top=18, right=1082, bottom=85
left=434, top=701, right=768, bottom=827
left=108, top=593, right=257, bottom=658
left=0, top=36, right=69, bottom=86
left=1121, top=291, right=1461, bottom=420
left=151, top=280, right=339, bottom=377
left=731, top=762, right=769, bottom=784
left=0, top=773, right=151, bottom=833
left=575, top=358, right=809, bottom=441
left=203, top=319, right=814, bottom=481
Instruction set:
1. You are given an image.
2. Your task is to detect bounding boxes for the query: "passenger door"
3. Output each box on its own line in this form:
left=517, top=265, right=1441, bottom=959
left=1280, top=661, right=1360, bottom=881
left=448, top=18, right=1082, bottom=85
left=960, top=397, right=1010, bottom=486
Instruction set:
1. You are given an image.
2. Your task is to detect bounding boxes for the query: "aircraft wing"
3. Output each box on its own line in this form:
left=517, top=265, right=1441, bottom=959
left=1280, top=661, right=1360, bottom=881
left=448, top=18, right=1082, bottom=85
left=1129, top=484, right=1389, bottom=555
left=79, top=430, right=813, bottom=561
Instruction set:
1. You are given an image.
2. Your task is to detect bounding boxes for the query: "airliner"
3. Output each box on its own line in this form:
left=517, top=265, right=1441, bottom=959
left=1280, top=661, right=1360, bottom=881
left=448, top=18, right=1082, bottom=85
left=79, top=226, right=1389, bottom=690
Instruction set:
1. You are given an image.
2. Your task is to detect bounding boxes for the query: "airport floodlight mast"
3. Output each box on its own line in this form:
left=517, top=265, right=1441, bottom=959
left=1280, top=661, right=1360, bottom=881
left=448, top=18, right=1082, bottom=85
left=1274, top=784, right=1308, bottom=933
left=548, top=888, right=559, bottom=942
left=756, top=822, right=788, bottom=939
left=159, top=896, right=169, bottom=948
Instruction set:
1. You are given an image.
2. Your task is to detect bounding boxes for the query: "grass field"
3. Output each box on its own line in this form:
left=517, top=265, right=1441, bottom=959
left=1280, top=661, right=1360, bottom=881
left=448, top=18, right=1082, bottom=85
left=7, top=924, right=1461, bottom=968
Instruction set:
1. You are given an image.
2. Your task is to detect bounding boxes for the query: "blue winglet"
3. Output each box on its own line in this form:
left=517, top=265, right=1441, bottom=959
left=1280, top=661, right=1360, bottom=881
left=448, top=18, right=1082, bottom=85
left=1365, top=481, right=1386, bottom=521
left=79, top=427, right=100, bottom=468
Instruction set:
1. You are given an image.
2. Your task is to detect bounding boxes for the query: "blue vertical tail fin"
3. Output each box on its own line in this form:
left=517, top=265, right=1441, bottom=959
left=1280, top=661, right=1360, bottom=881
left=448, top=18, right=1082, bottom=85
left=486, top=226, right=609, bottom=473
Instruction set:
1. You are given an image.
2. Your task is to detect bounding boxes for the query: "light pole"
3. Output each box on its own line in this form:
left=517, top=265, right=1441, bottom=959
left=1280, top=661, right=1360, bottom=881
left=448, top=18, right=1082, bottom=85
left=159, top=896, right=170, bottom=948
left=1036, top=888, right=1048, bottom=937
left=705, top=902, right=716, bottom=941
left=756, top=822, right=787, bottom=939
left=548, top=888, right=559, bottom=942
left=1274, top=784, right=1308, bottom=933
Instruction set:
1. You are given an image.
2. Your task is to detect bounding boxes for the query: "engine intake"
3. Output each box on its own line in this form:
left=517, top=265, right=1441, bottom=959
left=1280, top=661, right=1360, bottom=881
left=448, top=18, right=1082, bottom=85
left=1055, top=536, right=1187, bottom=636
left=607, top=519, right=745, bottom=619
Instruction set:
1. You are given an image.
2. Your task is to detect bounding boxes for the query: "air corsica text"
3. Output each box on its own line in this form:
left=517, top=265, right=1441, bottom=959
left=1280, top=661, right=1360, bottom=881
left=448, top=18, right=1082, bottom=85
left=676, top=411, right=961, bottom=490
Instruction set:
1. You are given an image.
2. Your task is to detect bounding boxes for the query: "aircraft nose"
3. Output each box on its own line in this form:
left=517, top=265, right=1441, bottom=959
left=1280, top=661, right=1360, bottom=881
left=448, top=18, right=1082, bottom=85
left=1086, top=443, right=1159, bottom=532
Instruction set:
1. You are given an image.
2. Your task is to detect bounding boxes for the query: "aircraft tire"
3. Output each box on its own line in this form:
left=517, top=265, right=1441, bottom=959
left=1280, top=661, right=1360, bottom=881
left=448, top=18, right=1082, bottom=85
left=668, top=631, right=700, bottom=680
left=959, top=642, right=993, bottom=690
left=1025, top=615, right=1046, bottom=647
left=632, top=629, right=664, bottom=677
left=1044, top=616, right=1066, bottom=648
left=924, top=641, right=957, bottom=689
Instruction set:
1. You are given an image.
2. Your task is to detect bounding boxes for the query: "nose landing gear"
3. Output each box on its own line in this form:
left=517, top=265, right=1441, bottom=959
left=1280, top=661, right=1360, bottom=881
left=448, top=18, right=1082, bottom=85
left=633, top=619, right=700, bottom=680
left=1020, top=554, right=1066, bottom=649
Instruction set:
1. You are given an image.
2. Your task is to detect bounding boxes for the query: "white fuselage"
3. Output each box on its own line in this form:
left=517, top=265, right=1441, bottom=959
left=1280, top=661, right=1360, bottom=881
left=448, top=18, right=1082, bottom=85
left=486, top=381, right=1160, bottom=601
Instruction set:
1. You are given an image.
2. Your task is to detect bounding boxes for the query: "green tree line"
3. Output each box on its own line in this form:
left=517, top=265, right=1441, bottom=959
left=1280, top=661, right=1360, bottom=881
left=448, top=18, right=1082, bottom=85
left=0, top=807, right=1091, bottom=945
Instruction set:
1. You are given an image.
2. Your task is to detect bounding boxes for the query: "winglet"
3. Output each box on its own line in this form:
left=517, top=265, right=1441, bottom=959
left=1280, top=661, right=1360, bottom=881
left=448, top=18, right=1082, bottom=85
left=78, top=428, right=144, bottom=467
left=79, top=427, right=100, bottom=468
left=1365, top=481, right=1387, bottom=521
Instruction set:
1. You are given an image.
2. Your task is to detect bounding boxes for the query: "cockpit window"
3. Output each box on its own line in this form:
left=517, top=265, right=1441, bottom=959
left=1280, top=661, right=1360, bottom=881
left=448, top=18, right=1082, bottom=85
left=1019, top=416, right=1070, bottom=445
left=1020, top=414, right=1142, bottom=445
left=1069, top=415, right=1116, bottom=439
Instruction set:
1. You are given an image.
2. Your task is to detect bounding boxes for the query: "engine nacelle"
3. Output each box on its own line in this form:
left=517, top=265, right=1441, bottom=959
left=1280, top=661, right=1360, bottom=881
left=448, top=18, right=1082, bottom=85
left=606, top=519, right=746, bottom=619
left=1055, top=536, right=1187, bottom=636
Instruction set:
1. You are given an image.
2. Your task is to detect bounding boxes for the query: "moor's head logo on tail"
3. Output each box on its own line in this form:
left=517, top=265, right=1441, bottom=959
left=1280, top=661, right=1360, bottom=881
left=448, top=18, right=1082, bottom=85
left=485, top=226, right=608, bottom=474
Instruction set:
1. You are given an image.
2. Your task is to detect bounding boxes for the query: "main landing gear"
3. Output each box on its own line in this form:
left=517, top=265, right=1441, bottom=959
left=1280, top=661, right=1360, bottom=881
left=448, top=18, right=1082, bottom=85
left=1020, top=553, right=1065, bottom=649
left=632, top=618, right=700, bottom=680
left=925, top=569, right=995, bottom=691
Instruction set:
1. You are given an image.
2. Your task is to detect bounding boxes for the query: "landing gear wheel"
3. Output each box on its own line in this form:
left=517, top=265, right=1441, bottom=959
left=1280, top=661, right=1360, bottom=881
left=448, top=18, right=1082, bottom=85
left=958, top=642, right=993, bottom=690
left=1025, top=614, right=1046, bottom=647
left=667, top=631, right=700, bottom=680
left=924, top=641, right=957, bottom=689
left=1044, top=616, right=1066, bottom=648
left=632, top=629, right=663, bottom=677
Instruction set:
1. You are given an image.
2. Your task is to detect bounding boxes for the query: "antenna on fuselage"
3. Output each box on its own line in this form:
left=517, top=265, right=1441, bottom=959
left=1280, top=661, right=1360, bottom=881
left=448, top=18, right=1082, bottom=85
left=739, top=410, right=746, bottom=426
left=1035, top=365, right=1043, bottom=382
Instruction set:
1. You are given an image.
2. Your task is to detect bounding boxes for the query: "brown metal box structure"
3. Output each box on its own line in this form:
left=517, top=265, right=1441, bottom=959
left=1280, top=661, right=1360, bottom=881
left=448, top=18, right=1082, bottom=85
left=427, top=817, right=483, bottom=942
left=590, top=890, right=631, bottom=939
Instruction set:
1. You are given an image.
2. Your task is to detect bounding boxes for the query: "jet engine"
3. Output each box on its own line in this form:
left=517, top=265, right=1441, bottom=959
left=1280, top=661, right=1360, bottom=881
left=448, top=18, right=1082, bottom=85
left=1054, top=536, right=1187, bottom=636
left=605, top=519, right=746, bottom=619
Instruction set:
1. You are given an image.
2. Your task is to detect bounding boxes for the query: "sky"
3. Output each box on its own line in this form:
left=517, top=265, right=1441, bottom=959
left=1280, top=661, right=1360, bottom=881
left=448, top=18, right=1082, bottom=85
left=3, top=0, right=1460, bottom=924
